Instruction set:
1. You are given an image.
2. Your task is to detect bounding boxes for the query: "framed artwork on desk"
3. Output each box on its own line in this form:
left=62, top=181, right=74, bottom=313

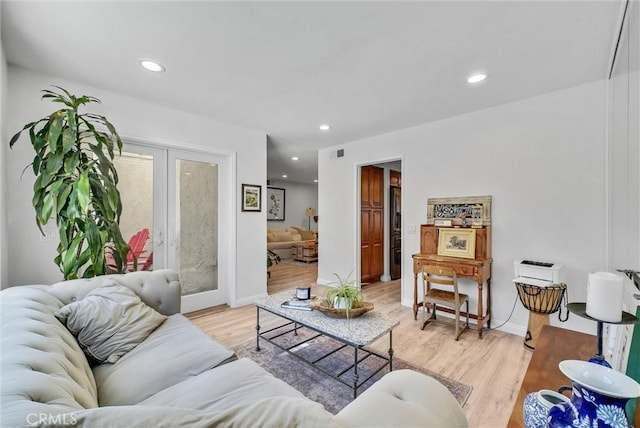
left=437, top=228, right=476, bottom=259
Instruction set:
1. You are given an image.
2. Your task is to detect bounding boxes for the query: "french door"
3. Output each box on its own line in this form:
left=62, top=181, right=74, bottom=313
left=114, top=143, right=230, bottom=312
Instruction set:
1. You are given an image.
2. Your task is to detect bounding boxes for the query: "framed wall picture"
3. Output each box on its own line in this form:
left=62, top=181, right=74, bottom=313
left=267, top=187, right=285, bottom=221
left=437, top=228, right=477, bottom=259
left=241, top=184, right=261, bottom=212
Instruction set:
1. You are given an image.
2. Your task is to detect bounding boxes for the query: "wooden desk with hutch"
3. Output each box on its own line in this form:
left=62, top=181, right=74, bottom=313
left=412, top=196, right=493, bottom=338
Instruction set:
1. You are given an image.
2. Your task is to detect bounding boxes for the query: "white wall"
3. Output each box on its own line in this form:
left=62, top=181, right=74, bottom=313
left=319, top=80, right=608, bottom=335
left=266, top=179, right=318, bottom=230
left=4, top=66, right=267, bottom=307
left=0, top=22, right=7, bottom=288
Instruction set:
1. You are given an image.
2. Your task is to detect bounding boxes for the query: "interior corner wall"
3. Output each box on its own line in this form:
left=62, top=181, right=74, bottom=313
left=266, top=180, right=318, bottom=229
left=5, top=66, right=267, bottom=305
left=608, top=0, right=640, bottom=274
left=318, top=80, right=608, bottom=335
left=0, top=33, right=8, bottom=289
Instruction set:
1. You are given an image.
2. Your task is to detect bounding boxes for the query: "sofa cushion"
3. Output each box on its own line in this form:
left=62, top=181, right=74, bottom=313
left=93, top=314, right=235, bottom=406
left=0, top=286, right=99, bottom=428
left=140, top=357, right=306, bottom=408
left=266, top=232, right=275, bottom=243
left=55, top=282, right=167, bottom=364
left=272, top=231, right=292, bottom=242
left=268, top=227, right=288, bottom=234
left=62, top=399, right=339, bottom=428
left=140, top=357, right=335, bottom=426
left=48, top=269, right=182, bottom=316
left=333, top=369, right=468, bottom=427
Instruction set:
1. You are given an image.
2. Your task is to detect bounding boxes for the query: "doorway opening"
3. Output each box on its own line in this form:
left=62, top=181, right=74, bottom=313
left=358, top=159, right=402, bottom=290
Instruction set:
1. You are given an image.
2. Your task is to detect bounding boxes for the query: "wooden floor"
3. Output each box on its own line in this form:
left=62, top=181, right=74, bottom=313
left=187, top=261, right=531, bottom=428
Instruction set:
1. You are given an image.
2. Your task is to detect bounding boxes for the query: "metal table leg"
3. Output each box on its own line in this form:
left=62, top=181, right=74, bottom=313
left=353, top=347, right=359, bottom=399
left=256, top=306, right=261, bottom=351
left=389, top=330, right=394, bottom=371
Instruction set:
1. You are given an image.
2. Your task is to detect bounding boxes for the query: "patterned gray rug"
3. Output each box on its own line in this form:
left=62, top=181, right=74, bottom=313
left=234, top=327, right=472, bottom=415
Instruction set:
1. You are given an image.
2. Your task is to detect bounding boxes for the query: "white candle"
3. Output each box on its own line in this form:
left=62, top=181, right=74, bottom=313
left=585, top=272, right=624, bottom=322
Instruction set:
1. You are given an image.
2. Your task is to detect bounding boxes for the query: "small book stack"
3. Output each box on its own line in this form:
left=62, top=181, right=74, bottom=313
left=281, top=298, right=312, bottom=311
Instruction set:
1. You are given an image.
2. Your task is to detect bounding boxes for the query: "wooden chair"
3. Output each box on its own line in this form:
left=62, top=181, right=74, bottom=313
left=421, top=265, right=470, bottom=340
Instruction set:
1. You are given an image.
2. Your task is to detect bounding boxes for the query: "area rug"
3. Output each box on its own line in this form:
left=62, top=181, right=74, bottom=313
left=233, top=327, right=472, bottom=414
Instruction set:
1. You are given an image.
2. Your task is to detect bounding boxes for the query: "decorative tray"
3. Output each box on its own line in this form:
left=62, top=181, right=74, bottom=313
left=309, top=300, right=374, bottom=318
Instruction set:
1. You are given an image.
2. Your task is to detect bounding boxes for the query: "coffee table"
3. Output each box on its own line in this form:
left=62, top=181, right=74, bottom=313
left=292, top=242, right=318, bottom=263
left=255, top=291, right=399, bottom=398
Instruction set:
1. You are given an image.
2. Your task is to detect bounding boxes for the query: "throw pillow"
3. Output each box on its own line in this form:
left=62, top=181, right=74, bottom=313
left=272, top=232, right=292, bottom=242
left=55, top=281, right=167, bottom=364
left=300, top=230, right=316, bottom=240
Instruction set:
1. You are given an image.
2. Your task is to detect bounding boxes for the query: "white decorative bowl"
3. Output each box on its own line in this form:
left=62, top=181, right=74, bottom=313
left=559, top=360, right=640, bottom=399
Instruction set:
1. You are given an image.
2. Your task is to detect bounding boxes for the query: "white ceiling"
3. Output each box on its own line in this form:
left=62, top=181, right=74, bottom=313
left=1, top=1, right=622, bottom=184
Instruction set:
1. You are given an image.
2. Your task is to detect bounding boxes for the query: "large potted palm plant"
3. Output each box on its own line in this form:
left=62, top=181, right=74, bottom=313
left=10, top=86, right=131, bottom=279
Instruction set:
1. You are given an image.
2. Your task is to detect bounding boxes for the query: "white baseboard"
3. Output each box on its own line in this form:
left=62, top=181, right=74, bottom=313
left=401, top=297, right=414, bottom=308
left=492, top=321, right=527, bottom=336
left=317, top=277, right=333, bottom=286
left=229, top=292, right=268, bottom=308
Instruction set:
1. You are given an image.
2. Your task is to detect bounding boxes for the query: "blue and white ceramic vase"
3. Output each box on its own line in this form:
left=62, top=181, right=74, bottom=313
left=548, top=360, right=640, bottom=428
left=523, top=389, right=570, bottom=428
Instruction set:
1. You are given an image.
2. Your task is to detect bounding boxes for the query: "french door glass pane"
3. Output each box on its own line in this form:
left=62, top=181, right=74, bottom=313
left=113, top=151, right=154, bottom=271
left=176, top=159, right=218, bottom=295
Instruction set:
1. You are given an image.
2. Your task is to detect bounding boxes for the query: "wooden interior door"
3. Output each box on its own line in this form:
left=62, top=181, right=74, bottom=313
left=361, top=165, right=384, bottom=284
left=390, top=180, right=402, bottom=280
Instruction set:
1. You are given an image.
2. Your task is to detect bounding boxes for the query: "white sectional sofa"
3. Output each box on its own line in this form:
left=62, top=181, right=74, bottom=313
left=267, top=226, right=315, bottom=259
left=0, top=270, right=468, bottom=427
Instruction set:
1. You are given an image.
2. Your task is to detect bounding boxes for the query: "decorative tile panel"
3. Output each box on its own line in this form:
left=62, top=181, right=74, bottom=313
left=426, top=195, right=492, bottom=226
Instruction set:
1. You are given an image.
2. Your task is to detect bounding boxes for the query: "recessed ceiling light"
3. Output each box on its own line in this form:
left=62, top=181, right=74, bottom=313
left=319, top=124, right=331, bottom=131
left=467, top=73, right=487, bottom=84
left=140, top=59, right=165, bottom=72
left=313, top=179, right=318, bottom=183
left=291, top=156, right=299, bottom=161
left=282, top=174, right=288, bottom=178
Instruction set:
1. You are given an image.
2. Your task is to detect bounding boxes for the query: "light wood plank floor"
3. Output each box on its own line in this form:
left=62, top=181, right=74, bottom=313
left=187, top=261, right=531, bottom=427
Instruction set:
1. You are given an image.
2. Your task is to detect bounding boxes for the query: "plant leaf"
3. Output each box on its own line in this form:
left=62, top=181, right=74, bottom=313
left=64, top=154, right=78, bottom=173
left=41, top=194, right=55, bottom=224
left=62, top=128, right=75, bottom=154
left=9, top=129, right=25, bottom=148
left=47, top=178, right=64, bottom=194
left=57, top=184, right=73, bottom=215
left=77, top=171, right=90, bottom=214
left=48, top=112, right=65, bottom=153
left=63, top=235, right=83, bottom=278
left=32, top=157, right=41, bottom=175
left=9, top=120, right=41, bottom=148
left=45, top=150, right=64, bottom=174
